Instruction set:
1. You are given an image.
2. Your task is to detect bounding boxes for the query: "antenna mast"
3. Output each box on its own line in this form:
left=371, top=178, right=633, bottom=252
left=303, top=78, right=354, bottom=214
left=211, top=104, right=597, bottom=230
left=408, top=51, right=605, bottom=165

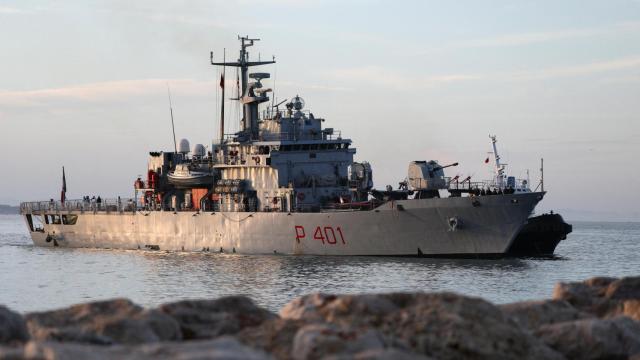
left=167, top=84, right=178, bottom=154
left=540, top=158, right=544, bottom=192
left=490, top=135, right=502, bottom=174
left=489, top=135, right=505, bottom=188
left=220, top=49, right=226, bottom=144
left=210, top=36, right=275, bottom=139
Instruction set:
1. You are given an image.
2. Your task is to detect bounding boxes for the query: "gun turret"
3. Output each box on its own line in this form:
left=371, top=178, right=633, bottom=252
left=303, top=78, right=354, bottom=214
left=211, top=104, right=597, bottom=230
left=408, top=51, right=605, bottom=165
left=407, top=160, right=453, bottom=191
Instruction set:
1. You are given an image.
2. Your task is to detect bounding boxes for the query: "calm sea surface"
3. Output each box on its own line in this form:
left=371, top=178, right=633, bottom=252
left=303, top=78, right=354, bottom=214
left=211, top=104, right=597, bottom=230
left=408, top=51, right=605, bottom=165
left=1, top=214, right=639, bottom=313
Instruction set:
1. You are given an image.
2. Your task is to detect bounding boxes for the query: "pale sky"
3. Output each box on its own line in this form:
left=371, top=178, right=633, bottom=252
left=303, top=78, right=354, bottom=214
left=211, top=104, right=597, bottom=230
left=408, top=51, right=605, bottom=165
left=1, top=0, right=640, bottom=220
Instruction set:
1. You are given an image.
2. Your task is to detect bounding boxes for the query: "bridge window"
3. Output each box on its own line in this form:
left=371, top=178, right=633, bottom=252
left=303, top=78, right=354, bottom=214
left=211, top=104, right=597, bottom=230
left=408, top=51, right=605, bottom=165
left=25, top=215, right=45, bottom=232
left=62, top=214, right=78, bottom=225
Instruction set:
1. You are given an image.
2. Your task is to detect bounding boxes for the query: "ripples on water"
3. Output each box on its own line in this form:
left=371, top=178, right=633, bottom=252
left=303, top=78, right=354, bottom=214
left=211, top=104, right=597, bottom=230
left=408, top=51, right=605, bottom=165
left=1, top=214, right=639, bottom=312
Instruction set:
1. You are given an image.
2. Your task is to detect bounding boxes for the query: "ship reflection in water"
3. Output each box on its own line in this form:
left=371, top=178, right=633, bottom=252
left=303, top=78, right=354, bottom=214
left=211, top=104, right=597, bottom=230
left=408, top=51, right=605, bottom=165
left=2, top=217, right=639, bottom=313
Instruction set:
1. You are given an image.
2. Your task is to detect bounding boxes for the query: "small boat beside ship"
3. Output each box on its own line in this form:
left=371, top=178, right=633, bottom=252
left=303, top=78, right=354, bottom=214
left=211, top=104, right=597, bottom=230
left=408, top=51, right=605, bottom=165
left=20, top=36, right=570, bottom=257
left=509, top=212, right=572, bottom=256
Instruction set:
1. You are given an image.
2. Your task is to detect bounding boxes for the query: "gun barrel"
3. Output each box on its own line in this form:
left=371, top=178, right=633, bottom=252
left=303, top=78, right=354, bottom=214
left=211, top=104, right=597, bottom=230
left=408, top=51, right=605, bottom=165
left=432, top=162, right=459, bottom=171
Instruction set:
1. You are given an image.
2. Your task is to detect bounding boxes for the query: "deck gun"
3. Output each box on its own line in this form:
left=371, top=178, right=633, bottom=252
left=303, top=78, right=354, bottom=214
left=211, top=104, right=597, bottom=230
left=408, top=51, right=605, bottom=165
left=429, top=162, right=458, bottom=177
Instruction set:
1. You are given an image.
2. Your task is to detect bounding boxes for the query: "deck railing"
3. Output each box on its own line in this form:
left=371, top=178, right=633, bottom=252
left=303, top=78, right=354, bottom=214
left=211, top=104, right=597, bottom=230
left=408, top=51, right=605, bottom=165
left=445, top=177, right=530, bottom=192
left=20, top=198, right=138, bottom=214
left=19, top=198, right=261, bottom=214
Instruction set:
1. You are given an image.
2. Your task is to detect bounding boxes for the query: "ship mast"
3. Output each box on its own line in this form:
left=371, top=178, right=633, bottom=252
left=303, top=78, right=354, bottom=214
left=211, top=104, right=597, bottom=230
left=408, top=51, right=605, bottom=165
left=490, top=135, right=506, bottom=189
left=220, top=49, right=225, bottom=145
left=210, top=36, right=275, bottom=141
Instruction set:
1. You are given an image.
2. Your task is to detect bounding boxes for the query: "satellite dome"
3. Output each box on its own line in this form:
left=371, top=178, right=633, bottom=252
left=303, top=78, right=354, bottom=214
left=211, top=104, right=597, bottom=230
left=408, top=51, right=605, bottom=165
left=193, top=143, right=206, bottom=158
left=178, top=139, right=190, bottom=154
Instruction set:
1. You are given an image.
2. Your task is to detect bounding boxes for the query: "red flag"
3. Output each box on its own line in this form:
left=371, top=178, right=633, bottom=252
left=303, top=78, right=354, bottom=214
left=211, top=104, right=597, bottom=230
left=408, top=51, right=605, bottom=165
left=484, top=157, right=490, bottom=164
left=219, top=74, right=224, bottom=88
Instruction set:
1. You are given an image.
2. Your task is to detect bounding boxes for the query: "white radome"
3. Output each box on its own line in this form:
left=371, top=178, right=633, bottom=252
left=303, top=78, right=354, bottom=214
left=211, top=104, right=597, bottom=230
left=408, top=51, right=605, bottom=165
left=178, top=139, right=190, bottom=154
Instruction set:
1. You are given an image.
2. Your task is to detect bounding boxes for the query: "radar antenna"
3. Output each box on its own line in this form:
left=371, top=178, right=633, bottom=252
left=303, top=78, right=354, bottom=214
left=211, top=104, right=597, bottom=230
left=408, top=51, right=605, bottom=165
left=210, top=36, right=275, bottom=140
left=291, top=95, right=305, bottom=111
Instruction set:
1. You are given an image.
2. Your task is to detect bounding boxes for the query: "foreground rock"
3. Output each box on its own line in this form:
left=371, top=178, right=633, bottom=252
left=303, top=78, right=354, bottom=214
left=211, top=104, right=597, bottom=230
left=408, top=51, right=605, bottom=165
left=1, top=276, right=640, bottom=359
left=499, top=299, right=593, bottom=330
left=554, top=276, right=640, bottom=320
left=0, top=306, right=29, bottom=345
left=0, top=337, right=271, bottom=360
left=275, top=292, right=562, bottom=360
left=159, top=296, right=276, bottom=340
left=537, top=316, right=640, bottom=360
left=25, top=298, right=182, bottom=345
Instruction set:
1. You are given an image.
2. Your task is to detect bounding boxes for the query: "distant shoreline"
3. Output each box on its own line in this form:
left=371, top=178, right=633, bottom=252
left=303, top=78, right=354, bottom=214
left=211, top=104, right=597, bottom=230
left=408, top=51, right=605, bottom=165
left=0, top=205, right=19, bottom=215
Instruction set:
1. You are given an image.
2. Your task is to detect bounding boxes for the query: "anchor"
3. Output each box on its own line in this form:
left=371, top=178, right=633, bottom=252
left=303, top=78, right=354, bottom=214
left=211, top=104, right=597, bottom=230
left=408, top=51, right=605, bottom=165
left=45, top=232, right=60, bottom=247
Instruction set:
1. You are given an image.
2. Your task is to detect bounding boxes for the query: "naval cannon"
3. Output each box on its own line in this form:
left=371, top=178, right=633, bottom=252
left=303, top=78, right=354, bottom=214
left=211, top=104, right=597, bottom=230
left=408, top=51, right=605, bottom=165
left=407, top=161, right=459, bottom=199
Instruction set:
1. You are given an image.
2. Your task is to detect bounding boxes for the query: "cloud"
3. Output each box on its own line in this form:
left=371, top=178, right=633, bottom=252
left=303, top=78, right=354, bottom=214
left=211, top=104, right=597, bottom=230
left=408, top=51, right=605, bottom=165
left=329, top=66, right=482, bottom=90
left=416, top=21, right=640, bottom=54
left=0, top=6, right=28, bottom=14
left=277, top=81, right=354, bottom=92
left=0, top=79, right=215, bottom=107
left=0, top=77, right=353, bottom=108
left=97, top=2, right=278, bottom=30
left=329, top=54, right=640, bottom=90
left=463, top=21, right=640, bottom=48
left=3, top=54, right=639, bottom=109
left=506, top=55, right=640, bottom=81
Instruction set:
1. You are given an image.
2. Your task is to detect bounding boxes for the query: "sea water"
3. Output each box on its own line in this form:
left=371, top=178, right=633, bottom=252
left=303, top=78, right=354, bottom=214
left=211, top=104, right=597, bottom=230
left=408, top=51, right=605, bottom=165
left=1, top=214, right=639, bottom=313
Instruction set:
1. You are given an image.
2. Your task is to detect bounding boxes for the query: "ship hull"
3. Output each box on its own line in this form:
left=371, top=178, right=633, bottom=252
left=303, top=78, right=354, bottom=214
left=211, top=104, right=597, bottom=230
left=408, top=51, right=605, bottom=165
left=22, top=193, right=543, bottom=256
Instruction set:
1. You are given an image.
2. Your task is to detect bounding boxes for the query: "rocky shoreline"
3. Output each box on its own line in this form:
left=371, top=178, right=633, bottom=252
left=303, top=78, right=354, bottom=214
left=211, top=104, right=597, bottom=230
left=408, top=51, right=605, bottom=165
left=1, top=276, right=640, bottom=359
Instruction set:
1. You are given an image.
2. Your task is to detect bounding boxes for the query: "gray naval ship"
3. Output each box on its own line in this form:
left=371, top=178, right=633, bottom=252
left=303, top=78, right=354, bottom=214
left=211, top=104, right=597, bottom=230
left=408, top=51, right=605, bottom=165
left=20, top=36, right=565, bottom=257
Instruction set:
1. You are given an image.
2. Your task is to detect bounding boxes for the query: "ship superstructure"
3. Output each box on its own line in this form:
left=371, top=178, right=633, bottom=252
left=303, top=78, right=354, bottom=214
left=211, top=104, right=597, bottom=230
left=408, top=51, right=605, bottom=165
left=136, top=37, right=371, bottom=215
left=20, top=36, right=552, bottom=257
